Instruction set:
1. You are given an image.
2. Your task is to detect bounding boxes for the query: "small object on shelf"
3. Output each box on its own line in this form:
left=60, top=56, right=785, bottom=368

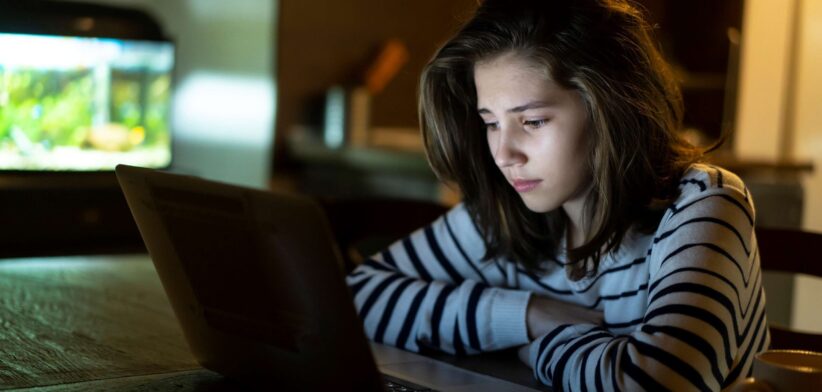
left=323, top=85, right=347, bottom=149
left=321, top=85, right=372, bottom=149
left=323, top=39, right=410, bottom=150
left=348, top=87, right=371, bottom=148
left=364, top=38, right=410, bottom=95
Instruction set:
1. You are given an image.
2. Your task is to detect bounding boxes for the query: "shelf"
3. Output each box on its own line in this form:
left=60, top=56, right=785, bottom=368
left=287, top=138, right=434, bottom=177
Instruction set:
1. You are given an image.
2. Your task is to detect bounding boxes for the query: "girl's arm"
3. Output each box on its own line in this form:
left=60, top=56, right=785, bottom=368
left=526, top=182, right=768, bottom=391
left=345, top=203, right=533, bottom=355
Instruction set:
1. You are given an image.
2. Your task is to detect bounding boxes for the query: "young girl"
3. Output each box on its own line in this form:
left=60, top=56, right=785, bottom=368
left=346, top=0, right=769, bottom=390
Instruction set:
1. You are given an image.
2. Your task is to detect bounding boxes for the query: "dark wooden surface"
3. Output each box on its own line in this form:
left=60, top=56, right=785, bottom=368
left=0, top=254, right=208, bottom=390
left=0, top=254, right=544, bottom=391
left=756, top=227, right=822, bottom=277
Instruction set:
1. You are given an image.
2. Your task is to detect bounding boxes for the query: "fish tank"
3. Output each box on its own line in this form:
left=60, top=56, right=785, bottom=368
left=0, top=0, right=175, bottom=258
left=0, top=32, right=174, bottom=171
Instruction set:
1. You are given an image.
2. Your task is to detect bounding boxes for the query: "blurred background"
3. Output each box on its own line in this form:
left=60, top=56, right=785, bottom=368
left=1, top=0, right=820, bottom=332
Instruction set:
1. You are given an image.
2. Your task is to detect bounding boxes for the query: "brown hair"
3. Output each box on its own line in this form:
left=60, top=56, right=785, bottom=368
left=419, top=0, right=703, bottom=280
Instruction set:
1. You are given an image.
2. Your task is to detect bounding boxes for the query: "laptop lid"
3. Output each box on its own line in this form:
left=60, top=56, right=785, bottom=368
left=115, top=164, right=383, bottom=390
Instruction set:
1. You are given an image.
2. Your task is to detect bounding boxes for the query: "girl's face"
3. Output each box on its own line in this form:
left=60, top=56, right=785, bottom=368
left=475, top=52, right=592, bottom=215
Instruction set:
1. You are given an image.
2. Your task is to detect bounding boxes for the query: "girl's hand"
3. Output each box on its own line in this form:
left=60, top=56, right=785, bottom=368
left=519, top=296, right=604, bottom=368
left=526, top=295, right=604, bottom=340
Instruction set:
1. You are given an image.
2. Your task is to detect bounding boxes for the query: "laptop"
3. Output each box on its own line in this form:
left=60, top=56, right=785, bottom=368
left=115, top=164, right=541, bottom=392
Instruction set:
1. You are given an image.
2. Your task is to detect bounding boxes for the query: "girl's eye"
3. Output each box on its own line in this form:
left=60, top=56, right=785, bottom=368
left=523, top=119, right=549, bottom=129
left=484, top=122, right=500, bottom=131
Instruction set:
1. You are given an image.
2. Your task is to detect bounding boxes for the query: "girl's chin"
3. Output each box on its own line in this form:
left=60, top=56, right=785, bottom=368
left=519, top=196, right=557, bottom=214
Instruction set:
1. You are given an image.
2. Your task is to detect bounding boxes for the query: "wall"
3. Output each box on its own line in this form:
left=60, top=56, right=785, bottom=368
left=736, top=0, right=822, bottom=332
left=67, top=0, right=277, bottom=189
left=734, top=0, right=795, bottom=161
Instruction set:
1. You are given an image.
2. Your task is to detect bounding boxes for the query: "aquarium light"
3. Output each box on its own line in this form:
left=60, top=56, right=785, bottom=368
left=0, top=33, right=172, bottom=71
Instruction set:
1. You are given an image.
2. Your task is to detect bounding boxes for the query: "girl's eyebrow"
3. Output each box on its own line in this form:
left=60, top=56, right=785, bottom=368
left=477, top=100, right=554, bottom=114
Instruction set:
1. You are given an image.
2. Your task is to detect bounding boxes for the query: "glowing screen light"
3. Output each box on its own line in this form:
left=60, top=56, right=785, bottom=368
left=0, top=33, right=174, bottom=171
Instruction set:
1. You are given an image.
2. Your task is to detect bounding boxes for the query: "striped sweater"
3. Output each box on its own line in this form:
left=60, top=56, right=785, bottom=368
left=346, top=164, right=769, bottom=391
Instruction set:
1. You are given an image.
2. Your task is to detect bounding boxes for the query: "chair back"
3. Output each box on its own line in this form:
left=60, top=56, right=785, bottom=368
left=755, top=226, right=822, bottom=352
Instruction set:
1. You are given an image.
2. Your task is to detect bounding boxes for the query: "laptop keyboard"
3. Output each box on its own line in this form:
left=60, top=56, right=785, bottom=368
left=382, top=374, right=434, bottom=391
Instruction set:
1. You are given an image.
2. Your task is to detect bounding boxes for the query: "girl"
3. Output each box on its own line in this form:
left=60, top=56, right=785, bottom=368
left=346, top=0, right=769, bottom=390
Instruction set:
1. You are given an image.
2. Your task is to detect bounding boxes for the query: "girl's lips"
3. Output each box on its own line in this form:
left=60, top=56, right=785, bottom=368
left=512, top=179, right=542, bottom=193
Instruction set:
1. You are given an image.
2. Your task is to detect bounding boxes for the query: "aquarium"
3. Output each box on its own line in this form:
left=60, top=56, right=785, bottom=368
left=0, top=32, right=174, bottom=171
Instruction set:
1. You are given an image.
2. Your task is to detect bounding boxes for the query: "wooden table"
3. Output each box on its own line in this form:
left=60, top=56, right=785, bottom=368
left=0, top=254, right=238, bottom=391
left=0, top=254, right=542, bottom=391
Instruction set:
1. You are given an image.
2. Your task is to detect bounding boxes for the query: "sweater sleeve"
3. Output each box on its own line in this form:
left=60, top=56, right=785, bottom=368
left=345, top=203, right=532, bottom=355
left=527, top=182, right=770, bottom=390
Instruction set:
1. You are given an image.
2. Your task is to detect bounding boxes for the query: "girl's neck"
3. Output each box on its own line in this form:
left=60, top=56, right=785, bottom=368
left=566, top=220, right=587, bottom=249
left=562, top=186, right=593, bottom=249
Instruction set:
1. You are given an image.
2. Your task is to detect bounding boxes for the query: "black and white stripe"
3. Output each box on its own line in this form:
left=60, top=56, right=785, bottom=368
left=346, top=164, right=769, bottom=390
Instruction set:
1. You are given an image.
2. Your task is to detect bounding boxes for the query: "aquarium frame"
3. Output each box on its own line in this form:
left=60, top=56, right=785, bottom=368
left=0, top=0, right=176, bottom=178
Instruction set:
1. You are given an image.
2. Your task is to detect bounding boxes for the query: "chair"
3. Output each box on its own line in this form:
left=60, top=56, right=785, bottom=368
left=318, top=197, right=450, bottom=273
left=755, top=226, right=822, bottom=352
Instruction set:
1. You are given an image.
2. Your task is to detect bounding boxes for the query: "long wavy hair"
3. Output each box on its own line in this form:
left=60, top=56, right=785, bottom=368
left=419, top=0, right=703, bottom=280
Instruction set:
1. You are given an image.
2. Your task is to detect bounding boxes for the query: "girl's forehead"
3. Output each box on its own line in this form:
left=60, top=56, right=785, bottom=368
left=475, top=56, right=564, bottom=101
left=475, top=52, right=545, bottom=73
left=474, top=53, right=557, bottom=87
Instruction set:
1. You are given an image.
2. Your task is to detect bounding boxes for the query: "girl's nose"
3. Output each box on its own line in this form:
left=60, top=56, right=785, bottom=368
left=492, top=128, right=527, bottom=168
